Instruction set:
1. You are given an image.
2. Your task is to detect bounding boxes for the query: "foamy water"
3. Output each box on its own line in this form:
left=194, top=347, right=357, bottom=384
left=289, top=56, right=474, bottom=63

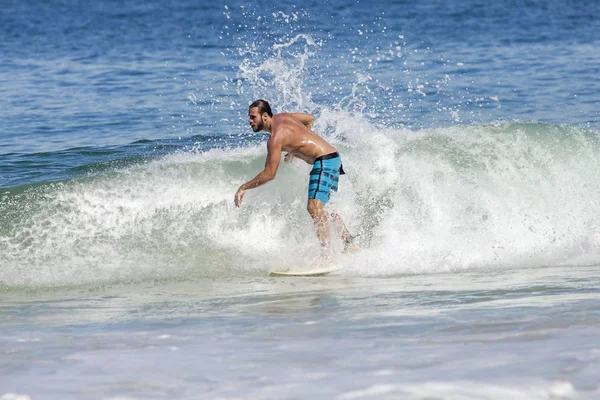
left=2, top=119, right=600, bottom=287
left=2, top=266, right=600, bottom=399
left=2, top=0, right=600, bottom=398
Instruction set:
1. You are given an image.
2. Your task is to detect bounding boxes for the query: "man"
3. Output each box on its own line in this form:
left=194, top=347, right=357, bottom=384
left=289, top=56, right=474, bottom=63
left=234, top=99, right=356, bottom=251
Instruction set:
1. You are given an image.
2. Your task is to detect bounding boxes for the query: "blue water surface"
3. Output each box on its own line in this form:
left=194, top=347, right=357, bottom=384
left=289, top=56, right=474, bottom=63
left=0, top=0, right=598, bottom=187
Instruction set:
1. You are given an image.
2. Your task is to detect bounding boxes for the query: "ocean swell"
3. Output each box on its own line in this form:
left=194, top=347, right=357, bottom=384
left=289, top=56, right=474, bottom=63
left=1, top=119, right=600, bottom=288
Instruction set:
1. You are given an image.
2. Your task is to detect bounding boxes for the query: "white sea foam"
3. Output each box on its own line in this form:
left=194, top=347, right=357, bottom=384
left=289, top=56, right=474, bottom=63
left=1, top=117, right=599, bottom=288
left=0, top=394, right=32, bottom=400
left=339, top=380, right=582, bottom=400
left=2, top=9, right=600, bottom=288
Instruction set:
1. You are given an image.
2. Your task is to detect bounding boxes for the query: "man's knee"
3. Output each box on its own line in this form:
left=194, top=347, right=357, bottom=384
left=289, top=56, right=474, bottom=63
left=307, top=199, right=324, bottom=219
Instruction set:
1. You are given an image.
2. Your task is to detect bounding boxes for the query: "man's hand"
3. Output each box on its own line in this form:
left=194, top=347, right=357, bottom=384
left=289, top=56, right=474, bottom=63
left=289, top=113, right=314, bottom=130
left=234, top=133, right=281, bottom=208
left=234, top=186, right=245, bottom=208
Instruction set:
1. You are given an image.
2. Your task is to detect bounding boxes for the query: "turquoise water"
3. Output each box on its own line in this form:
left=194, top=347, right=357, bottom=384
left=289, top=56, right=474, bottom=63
left=1, top=0, right=600, bottom=398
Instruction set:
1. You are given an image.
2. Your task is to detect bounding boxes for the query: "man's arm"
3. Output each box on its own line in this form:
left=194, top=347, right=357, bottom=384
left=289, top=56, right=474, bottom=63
left=234, top=137, right=282, bottom=207
left=289, top=113, right=314, bottom=130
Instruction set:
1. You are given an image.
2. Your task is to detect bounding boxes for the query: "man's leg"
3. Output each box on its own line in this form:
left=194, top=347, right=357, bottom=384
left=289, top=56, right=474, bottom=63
left=331, top=212, right=360, bottom=253
left=329, top=212, right=352, bottom=242
left=307, top=199, right=329, bottom=247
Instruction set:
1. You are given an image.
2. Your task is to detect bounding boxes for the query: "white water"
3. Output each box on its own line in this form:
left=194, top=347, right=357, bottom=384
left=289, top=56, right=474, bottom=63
left=1, top=116, right=600, bottom=288
left=3, top=1, right=600, bottom=399
left=1, top=265, right=599, bottom=399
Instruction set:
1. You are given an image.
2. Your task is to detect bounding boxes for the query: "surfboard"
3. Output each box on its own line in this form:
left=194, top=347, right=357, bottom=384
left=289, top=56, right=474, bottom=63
left=269, top=264, right=341, bottom=277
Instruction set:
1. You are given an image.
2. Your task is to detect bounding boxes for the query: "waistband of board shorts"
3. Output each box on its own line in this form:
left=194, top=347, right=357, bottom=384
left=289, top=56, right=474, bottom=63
left=313, top=152, right=340, bottom=163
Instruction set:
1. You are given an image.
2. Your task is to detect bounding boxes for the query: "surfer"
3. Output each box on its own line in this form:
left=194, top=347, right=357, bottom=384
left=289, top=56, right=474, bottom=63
left=234, top=99, right=357, bottom=252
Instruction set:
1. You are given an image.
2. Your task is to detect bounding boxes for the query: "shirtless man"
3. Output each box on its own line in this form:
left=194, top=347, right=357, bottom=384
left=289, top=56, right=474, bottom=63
left=234, top=99, right=355, bottom=251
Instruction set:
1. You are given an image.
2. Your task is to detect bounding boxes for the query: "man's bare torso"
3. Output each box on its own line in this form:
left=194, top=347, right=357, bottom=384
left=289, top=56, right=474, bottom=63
left=270, top=113, right=336, bottom=164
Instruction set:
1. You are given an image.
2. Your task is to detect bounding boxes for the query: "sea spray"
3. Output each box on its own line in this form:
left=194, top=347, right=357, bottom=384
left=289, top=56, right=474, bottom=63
left=2, top=118, right=600, bottom=287
left=334, top=121, right=600, bottom=276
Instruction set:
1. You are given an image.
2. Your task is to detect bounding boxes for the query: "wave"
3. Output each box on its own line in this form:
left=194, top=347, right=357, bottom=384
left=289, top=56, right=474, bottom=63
left=0, top=134, right=242, bottom=189
left=1, top=118, right=600, bottom=288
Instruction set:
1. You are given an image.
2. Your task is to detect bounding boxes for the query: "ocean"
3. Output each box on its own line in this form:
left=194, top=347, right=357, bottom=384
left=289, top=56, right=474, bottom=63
left=1, top=0, right=599, bottom=398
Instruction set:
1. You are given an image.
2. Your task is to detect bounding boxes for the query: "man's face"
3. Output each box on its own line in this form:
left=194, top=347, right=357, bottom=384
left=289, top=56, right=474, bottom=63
left=248, top=107, right=264, bottom=132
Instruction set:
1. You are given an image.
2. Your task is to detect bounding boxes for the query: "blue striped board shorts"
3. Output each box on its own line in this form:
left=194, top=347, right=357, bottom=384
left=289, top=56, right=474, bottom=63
left=308, top=152, right=346, bottom=204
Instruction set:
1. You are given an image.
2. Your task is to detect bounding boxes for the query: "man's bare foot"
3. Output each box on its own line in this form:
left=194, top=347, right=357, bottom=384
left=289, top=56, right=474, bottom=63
left=343, top=235, right=360, bottom=253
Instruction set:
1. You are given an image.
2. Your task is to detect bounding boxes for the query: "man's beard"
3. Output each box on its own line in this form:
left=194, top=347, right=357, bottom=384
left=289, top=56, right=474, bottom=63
left=251, top=122, right=263, bottom=132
